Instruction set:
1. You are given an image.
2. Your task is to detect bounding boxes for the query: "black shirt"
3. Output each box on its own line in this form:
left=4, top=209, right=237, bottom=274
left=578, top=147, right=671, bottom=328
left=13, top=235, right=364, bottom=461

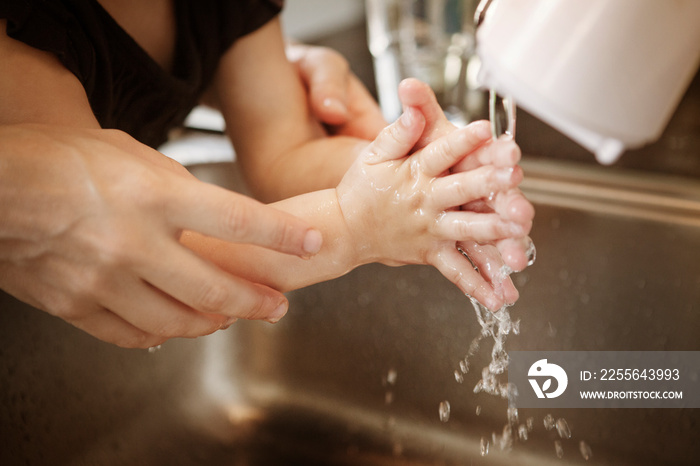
left=0, top=0, right=283, bottom=147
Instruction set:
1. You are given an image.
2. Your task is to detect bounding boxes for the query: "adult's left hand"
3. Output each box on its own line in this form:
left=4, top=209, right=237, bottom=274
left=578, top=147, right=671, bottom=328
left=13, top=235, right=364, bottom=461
left=286, top=43, right=386, bottom=140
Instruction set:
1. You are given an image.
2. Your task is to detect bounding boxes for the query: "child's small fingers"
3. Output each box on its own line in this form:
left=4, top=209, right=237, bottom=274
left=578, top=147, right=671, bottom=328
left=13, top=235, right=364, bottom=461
left=362, top=107, right=425, bottom=164
left=493, top=189, right=535, bottom=224
left=497, top=236, right=535, bottom=272
left=459, top=241, right=519, bottom=305
left=453, top=138, right=522, bottom=172
left=430, top=247, right=504, bottom=311
left=431, top=165, right=523, bottom=207
left=435, top=211, right=527, bottom=243
left=418, top=122, right=492, bottom=177
left=397, top=78, right=455, bottom=149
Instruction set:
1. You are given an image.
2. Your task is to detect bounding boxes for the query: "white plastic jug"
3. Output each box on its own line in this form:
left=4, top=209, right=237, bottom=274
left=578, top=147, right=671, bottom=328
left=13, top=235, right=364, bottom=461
left=475, top=0, right=700, bottom=164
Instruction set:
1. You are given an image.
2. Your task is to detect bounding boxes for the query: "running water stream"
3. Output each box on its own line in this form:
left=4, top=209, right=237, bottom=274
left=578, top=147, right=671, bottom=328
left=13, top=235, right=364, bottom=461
left=444, top=82, right=592, bottom=459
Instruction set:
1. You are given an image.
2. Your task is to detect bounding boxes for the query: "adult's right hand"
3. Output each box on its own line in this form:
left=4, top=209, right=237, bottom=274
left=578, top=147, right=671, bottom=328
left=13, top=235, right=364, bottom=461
left=0, top=124, right=322, bottom=348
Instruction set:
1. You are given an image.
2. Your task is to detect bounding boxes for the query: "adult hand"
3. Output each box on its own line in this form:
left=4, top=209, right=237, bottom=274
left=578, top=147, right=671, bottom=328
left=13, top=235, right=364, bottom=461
left=286, top=42, right=386, bottom=140
left=0, top=125, right=322, bottom=348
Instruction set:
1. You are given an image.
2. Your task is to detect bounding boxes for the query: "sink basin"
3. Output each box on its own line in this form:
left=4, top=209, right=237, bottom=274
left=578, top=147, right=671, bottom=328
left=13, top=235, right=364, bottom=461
left=2, top=158, right=699, bottom=465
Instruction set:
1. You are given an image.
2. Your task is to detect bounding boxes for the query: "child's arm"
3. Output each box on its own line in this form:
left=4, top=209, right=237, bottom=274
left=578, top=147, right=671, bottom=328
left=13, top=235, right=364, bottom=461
left=182, top=106, right=528, bottom=315
left=211, top=22, right=534, bottom=276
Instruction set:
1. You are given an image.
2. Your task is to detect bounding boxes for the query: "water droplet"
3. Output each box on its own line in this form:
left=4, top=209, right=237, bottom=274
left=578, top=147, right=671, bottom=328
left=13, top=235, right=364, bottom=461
left=544, top=414, right=555, bottom=430
left=525, top=239, right=536, bottom=266
left=512, top=319, right=521, bottom=335
left=439, top=401, right=451, bottom=422
left=579, top=440, right=593, bottom=460
left=147, top=345, right=161, bottom=354
left=499, top=264, right=513, bottom=278
left=385, top=391, right=394, bottom=405
left=480, top=437, right=490, bottom=456
left=454, top=370, right=464, bottom=384
left=554, top=440, right=564, bottom=459
left=556, top=418, right=572, bottom=439
left=468, top=337, right=481, bottom=355
left=507, top=406, right=519, bottom=425
left=518, top=424, right=528, bottom=441
left=499, top=424, right=514, bottom=452
left=475, top=405, right=482, bottom=416
left=459, top=359, right=469, bottom=374
left=386, top=368, right=397, bottom=386
left=526, top=417, right=534, bottom=431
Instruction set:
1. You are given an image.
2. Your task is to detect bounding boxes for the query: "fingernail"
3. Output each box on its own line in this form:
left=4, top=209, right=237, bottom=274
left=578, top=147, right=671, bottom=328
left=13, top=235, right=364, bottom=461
left=323, top=97, right=347, bottom=116
left=496, top=167, right=515, bottom=184
left=303, top=229, right=323, bottom=256
left=473, top=121, right=492, bottom=140
left=267, top=302, right=288, bottom=324
left=509, top=222, right=525, bottom=236
left=400, top=107, right=416, bottom=127
left=222, top=317, right=238, bottom=329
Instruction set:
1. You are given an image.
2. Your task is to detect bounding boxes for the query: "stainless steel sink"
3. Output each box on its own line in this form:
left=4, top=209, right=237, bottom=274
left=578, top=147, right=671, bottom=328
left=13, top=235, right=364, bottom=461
left=2, top=156, right=699, bottom=465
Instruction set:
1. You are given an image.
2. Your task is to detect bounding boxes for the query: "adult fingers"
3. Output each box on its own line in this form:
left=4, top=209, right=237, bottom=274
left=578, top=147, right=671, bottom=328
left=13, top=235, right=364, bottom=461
left=417, top=121, right=492, bottom=177
left=361, top=106, right=425, bottom=164
left=435, top=211, right=527, bottom=243
left=430, top=246, right=504, bottom=311
left=98, top=271, right=231, bottom=339
left=288, top=44, right=350, bottom=125
left=136, top=237, right=289, bottom=324
left=430, top=165, right=523, bottom=208
left=328, top=74, right=387, bottom=140
left=166, top=178, right=322, bottom=258
left=68, top=306, right=166, bottom=349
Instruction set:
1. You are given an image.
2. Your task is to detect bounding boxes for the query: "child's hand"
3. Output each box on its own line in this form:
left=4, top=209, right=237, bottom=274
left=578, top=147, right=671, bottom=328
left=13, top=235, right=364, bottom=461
left=336, top=108, right=527, bottom=311
left=398, top=79, right=535, bottom=275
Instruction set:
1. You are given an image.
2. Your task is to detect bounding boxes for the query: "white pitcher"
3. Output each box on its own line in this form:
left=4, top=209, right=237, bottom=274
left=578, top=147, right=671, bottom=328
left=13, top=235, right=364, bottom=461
left=475, top=0, right=700, bottom=164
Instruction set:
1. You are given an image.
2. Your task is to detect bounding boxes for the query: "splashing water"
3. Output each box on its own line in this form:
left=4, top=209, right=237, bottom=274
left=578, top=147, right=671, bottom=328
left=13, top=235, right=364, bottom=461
left=555, top=440, right=564, bottom=459
left=525, top=239, right=537, bottom=267
left=489, top=89, right=516, bottom=140
left=517, top=424, right=529, bottom=441
left=544, top=414, right=556, bottom=431
left=439, top=401, right=451, bottom=422
left=579, top=440, right=593, bottom=460
left=452, top=254, right=589, bottom=459
left=463, top=297, right=519, bottom=453
left=556, top=418, right=572, bottom=439
left=480, top=437, right=490, bottom=456
left=386, top=368, right=398, bottom=386
left=526, top=417, right=534, bottom=432
left=439, top=77, right=588, bottom=459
